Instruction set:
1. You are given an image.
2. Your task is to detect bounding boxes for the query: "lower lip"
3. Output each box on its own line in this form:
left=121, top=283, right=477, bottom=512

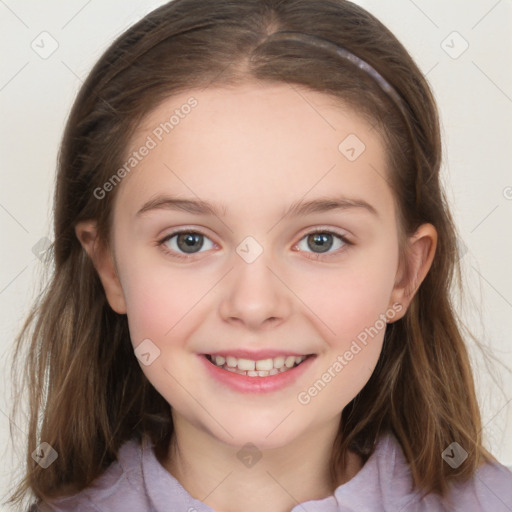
left=198, top=354, right=316, bottom=393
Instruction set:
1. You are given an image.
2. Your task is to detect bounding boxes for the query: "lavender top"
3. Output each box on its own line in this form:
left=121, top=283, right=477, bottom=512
left=35, top=431, right=512, bottom=511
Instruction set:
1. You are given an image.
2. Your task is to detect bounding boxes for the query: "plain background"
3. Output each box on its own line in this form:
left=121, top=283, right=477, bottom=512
left=0, top=0, right=511, bottom=507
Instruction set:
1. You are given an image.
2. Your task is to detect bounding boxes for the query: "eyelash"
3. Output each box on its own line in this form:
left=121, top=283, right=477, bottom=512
left=157, top=227, right=352, bottom=261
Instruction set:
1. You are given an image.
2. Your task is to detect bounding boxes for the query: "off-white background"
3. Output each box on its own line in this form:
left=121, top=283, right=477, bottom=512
left=1, top=0, right=511, bottom=508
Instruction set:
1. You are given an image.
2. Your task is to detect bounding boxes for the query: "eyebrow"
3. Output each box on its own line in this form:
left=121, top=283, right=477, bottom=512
left=136, top=195, right=378, bottom=219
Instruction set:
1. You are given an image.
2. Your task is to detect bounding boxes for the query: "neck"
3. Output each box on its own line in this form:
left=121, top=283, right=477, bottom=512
left=158, top=414, right=363, bottom=512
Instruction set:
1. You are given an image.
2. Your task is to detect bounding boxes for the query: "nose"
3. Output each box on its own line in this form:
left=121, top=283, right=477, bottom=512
left=218, top=250, right=293, bottom=331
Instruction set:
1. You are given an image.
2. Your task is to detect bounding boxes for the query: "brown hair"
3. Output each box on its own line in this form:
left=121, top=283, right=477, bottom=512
left=5, top=0, right=504, bottom=508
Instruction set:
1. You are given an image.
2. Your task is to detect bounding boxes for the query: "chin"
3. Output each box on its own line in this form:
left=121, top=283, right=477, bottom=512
left=208, top=414, right=306, bottom=451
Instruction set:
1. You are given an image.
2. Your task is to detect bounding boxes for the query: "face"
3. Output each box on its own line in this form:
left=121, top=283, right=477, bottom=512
left=89, top=83, right=414, bottom=449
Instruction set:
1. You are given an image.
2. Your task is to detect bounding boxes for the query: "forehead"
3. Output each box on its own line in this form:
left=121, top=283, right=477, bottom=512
left=114, top=82, right=394, bottom=221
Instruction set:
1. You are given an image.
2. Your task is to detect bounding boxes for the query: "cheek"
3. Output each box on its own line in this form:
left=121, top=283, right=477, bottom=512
left=299, top=239, right=399, bottom=345
left=295, top=262, right=395, bottom=412
left=116, top=244, right=203, bottom=347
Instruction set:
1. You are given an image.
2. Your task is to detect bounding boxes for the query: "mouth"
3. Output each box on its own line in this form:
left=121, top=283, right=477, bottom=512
left=203, top=353, right=314, bottom=377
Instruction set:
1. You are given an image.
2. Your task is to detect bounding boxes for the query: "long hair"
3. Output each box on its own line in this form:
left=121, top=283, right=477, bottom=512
left=5, top=0, right=503, bottom=507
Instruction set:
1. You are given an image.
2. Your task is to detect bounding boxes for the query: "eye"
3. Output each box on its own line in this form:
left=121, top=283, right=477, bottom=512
left=294, top=229, right=351, bottom=260
left=157, top=227, right=352, bottom=261
left=158, top=230, right=216, bottom=260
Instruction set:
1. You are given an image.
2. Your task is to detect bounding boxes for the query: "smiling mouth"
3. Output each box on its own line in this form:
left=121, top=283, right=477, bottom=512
left=204, top=354, right=313, bottom=377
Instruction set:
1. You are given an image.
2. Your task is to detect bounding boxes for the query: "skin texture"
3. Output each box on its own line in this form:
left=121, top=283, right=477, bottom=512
left=76, top=82, right=437, bottom=512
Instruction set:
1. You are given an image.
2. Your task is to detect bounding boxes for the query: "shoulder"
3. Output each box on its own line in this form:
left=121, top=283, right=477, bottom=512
left=32, top=438, right=150, bottom=512
left=31, top=436, right=216, bottom=512
left=379, top=433, right=512, bottom=512
left=440, top=459, right=512, bottom=512
left=333, top=431, right=512, bottom=511
left=384, top=432, right=512, bottom=511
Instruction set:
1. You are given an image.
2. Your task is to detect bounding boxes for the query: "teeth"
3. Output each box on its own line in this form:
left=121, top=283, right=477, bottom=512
left=255, top=358, right=273, bottom=371
left=226, top=356, right=237, bottom=368
left=208, top=354, right=308, bottom=376
left=237, top=358, right=255, bottom=371
left=285, top=356, right=296, bottom=368
left=273, top=356, right=285, bottom=369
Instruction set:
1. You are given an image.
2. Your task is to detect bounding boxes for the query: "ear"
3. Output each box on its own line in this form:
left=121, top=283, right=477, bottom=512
left=387, top=223, right=437, bottom=322
left=75, top=220, right=127, bottom=314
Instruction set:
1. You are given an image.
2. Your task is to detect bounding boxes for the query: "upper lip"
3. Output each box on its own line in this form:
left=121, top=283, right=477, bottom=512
left=202, top=350, right=314, bottom=360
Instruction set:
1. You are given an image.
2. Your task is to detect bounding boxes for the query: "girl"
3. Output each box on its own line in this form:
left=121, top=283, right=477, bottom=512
left=6, top=0, right=512, bottom=510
